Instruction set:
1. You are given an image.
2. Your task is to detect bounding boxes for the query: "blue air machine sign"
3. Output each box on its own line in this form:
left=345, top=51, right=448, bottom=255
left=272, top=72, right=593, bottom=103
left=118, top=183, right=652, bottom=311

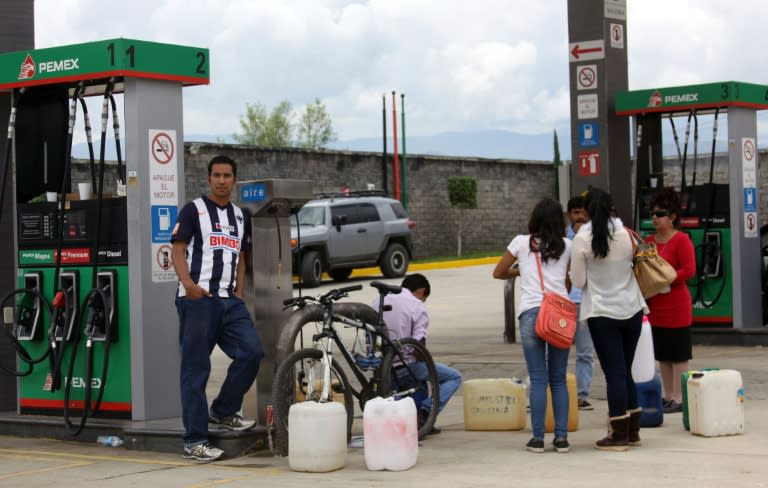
left=241, top=183, right=268, bottom=202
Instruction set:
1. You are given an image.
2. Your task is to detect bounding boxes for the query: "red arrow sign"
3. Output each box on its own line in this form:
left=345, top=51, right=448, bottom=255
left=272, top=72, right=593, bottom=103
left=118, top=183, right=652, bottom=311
left=571, top=44, right=603, bottom=60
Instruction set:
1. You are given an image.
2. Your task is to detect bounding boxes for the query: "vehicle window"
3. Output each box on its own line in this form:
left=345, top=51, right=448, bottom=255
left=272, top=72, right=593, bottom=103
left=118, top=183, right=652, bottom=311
left=331, top=204, right=363, bottom=225
left=294, top=206, right=325, bottom=226
left=359, top=203, right=381, bottom=223
left=390, top=202, right=407, bottom=219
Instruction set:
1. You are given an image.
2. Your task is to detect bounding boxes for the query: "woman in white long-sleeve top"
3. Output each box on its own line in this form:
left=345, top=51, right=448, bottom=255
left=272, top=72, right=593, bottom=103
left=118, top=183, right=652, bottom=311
left=569, top=188, right=648, bottom=452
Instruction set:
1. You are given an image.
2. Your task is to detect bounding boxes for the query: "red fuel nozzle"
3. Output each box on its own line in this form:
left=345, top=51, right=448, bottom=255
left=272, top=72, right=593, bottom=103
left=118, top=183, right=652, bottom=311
left=52, top=291, right=66, bottom=309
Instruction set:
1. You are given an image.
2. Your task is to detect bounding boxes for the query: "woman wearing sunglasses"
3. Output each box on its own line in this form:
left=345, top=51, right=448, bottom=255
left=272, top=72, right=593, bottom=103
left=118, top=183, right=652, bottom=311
left=645, top=187, right=697, bottom=414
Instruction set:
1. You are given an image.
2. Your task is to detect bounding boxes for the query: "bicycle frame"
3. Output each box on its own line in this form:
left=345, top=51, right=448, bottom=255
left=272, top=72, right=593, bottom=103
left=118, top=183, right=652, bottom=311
left=307, top=310, right=417, bottom=406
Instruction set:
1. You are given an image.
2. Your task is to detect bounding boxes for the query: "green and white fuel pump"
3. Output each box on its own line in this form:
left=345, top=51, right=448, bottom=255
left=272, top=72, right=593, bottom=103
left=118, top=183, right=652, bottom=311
left=616, top=81, right=764, bottom=332
left=0, top=38, right=209, bottom=427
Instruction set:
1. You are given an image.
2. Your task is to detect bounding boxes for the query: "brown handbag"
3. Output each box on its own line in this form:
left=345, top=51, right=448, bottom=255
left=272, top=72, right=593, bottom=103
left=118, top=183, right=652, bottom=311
left=626, top=228, right=677, bottom=299
left=533, top=251, right=577, bottom=349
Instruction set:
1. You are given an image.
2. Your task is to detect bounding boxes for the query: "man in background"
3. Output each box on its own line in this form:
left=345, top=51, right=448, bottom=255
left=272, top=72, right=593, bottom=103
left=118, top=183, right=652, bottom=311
left=566, top=195, right=595, bottom=411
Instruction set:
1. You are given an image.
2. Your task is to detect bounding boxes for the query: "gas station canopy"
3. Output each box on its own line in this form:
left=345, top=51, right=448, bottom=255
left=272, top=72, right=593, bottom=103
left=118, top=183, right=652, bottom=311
left=0, top=38, right=209, bottom=95
left=616, top=81, right=768, bottom=116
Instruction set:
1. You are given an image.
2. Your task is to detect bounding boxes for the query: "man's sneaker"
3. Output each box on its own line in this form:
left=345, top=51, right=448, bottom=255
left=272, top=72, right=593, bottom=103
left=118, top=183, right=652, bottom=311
left=553, top=437, right=570, bottom=453
left=526, top=437, right=545, bottom=453
left=209, top=413, right=256, bottom=431
left=578, top=399, right=594, bottom=411
left=183, top=442, right=223, bottom=462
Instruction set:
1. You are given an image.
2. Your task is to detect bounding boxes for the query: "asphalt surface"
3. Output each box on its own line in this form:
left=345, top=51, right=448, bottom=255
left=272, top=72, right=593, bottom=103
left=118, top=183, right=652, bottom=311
left=1, top=262, right=766, bottom=487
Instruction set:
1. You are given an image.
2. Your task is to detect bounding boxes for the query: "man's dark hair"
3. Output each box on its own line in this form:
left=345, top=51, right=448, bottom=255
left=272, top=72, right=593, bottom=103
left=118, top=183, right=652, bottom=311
left=567, top=195, right=586, bottom=213
left=401, top=273, right=430, bottom=298
left=208, top=155, right=237, bottom=177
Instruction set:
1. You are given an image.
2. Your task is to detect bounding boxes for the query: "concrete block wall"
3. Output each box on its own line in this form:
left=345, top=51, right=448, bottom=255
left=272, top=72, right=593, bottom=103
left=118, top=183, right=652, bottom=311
left=71, top=145, right=768, bottom=259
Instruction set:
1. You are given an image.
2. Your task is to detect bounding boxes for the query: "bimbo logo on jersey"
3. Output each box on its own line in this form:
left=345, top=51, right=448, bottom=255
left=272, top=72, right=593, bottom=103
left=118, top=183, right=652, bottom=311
left=209, top=233, right=241, bottom=252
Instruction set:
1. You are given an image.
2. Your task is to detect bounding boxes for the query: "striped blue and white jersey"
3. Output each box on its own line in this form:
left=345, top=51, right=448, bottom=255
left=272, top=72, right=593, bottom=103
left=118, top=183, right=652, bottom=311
left=172, top=195, right=252, bottom=298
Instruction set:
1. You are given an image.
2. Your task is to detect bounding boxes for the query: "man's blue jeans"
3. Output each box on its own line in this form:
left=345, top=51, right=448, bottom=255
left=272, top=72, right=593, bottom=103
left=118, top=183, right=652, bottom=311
left=519, top=307, right=570, bottom=440
left=574, top=319, right=594, bottom=401
left=176, top=296, right=264, bottom=446
left=395, top=361, right=462, bottom=413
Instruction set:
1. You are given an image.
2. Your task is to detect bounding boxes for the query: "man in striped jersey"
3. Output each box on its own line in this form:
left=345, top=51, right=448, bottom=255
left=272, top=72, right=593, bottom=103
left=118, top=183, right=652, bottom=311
left=171, top=155, right=264, bottom=462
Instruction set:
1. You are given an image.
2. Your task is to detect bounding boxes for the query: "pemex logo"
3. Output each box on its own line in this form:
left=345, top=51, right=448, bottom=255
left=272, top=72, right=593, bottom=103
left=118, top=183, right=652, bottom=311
left=18, top=54, right=36, bottom=80
left=647, top=90, right=662, bottom=108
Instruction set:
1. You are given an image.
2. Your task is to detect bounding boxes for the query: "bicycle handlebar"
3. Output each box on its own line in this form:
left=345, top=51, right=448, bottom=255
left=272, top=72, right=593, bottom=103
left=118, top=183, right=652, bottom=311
left=282, top=284, right=364, bottom=309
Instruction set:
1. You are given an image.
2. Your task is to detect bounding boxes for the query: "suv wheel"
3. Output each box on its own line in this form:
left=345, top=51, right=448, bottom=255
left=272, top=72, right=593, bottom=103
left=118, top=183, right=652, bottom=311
left=301, top=250, right=323, bottom=288
left=328, top=268, right=353, bottom=282
left=380, top=243, right=409, bottom=278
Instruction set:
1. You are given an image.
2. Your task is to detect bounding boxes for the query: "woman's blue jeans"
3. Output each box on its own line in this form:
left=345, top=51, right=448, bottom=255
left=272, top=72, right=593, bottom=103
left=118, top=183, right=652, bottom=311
left=519, top=307, right=570, bottom=440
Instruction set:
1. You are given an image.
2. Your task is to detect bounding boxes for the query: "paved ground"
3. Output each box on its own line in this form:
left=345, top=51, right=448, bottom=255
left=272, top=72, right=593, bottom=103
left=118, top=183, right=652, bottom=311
left=1, top=263, right=767, bottom=487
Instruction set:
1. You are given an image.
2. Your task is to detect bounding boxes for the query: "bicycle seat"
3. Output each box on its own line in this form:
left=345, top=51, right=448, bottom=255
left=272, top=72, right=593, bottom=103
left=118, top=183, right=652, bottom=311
left=370, top=281, right=402, bottom=295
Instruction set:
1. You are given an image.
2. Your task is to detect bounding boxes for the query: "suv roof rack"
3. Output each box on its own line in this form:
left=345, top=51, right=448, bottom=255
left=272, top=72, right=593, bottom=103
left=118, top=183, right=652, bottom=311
left=313, top=189, right=390, bottom=200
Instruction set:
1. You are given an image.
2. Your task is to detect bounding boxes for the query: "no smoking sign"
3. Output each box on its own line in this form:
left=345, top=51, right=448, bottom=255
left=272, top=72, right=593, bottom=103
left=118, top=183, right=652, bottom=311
left=576, top=64, right=597, bottom=91
left=152, top=132, right=175, bottom=164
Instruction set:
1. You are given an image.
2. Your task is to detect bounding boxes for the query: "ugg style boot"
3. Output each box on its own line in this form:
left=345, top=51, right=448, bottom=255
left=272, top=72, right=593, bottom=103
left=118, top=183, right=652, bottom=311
left=628, top=407, right=643, bottom=446
left=595, top=413, right=630, bottom=452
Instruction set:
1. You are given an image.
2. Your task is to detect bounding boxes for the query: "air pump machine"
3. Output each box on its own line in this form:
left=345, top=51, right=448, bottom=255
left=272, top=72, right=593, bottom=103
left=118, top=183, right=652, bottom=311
left=0, top=39, right=209, bottom=425
left=616, top=81, right=764, bottom=333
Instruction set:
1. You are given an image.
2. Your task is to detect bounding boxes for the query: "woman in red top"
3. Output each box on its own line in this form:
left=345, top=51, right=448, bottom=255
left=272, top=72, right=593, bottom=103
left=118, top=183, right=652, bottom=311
left=644, top=187, right=696, bottom=413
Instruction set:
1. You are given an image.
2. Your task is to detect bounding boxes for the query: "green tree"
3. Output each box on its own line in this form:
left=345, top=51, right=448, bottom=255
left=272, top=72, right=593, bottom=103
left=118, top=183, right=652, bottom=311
left=233, top=100, right=294, bottom=147
left=296, top=98, right=337, bottom=149
left=447, top=175, right=477, bottom=257
left=553, top=129, right=561, bottom=198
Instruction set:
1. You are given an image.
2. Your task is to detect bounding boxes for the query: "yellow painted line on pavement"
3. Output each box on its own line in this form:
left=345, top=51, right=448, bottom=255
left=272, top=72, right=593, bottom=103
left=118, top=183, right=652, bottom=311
left=0, top=460, right=95, bottom=480
left=0, top=448, right=186, bottom=466
left=0, top=448, right=286, bottom=476
left=292, top=256, right=501, bottom=283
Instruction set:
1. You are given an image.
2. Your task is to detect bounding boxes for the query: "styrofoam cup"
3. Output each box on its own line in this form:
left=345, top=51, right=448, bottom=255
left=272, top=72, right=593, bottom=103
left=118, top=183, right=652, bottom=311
left=78, top=182, right=92, bottom=200
left=46, top=192, right=57, bottom=202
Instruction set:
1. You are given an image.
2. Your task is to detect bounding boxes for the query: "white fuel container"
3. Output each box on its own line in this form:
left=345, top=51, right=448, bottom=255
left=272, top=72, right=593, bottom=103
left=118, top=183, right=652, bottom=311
left=688, top=369, right=745, bottom=437
left=363, top=396, right=418, bottom=471
left=631, top=316, right=655, bottom=383
left=288, top=401, right=347, bottom=472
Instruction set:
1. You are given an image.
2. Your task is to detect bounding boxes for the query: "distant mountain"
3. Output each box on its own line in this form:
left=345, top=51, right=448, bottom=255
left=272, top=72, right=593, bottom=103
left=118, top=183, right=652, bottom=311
left=328, top=130, right=564, bottom=161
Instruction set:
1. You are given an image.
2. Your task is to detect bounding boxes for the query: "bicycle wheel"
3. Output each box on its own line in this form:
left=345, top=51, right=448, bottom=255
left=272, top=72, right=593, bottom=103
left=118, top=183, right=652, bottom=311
left=272, top=348, right=354, bottom=457
left=380, top=338, right=440, bottom=441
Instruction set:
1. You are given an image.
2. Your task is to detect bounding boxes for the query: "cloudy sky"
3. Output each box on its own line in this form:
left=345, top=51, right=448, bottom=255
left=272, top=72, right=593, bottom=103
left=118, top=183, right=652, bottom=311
left=33, top=0, right=768, bottom=156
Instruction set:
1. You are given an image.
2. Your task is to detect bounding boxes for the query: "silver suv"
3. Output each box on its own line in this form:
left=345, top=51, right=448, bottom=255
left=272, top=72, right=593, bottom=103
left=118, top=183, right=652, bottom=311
left=290, top=191, right=415, bottom=287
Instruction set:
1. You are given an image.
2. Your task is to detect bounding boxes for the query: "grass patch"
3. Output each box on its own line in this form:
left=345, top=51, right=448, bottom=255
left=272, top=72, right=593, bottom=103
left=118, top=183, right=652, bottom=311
left=412, top=251, right=501, bottom=264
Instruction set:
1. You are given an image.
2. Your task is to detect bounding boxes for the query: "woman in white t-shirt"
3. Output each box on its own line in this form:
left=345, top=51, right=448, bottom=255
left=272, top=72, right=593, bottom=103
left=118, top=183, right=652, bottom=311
left=493, top=198, right=572, bottom=454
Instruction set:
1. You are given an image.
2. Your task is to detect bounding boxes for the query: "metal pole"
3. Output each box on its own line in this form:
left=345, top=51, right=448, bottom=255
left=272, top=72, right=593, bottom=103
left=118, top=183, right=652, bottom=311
left=382, top=94, right=387, bottom=193
left=400, top=93, right=408, bottom=209
left=391, top=91, right=400, bottom=201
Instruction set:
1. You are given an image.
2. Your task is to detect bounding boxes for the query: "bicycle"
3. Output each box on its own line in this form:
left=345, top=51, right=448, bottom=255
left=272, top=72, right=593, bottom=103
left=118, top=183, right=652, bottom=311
left=272, top=281, right=440, bottom=456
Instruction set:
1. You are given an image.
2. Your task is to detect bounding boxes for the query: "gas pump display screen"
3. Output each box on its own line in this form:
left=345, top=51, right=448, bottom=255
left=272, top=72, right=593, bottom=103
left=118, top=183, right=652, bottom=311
left=18, top=208, right=87, bottom=241
left=17, top=200, right=127, bottom=248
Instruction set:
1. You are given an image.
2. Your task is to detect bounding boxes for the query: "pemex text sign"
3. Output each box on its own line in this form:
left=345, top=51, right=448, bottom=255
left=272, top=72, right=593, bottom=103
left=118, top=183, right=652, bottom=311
left=0, top=38, right=209, bottom=89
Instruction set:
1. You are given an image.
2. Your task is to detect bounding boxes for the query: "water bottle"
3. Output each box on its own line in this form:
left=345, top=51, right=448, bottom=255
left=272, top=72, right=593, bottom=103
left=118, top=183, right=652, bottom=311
left=97, top=435, right=124, bottom=447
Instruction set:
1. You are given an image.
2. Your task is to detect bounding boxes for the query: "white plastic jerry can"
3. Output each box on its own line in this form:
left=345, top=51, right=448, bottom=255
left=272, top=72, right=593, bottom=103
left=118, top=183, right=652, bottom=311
left=631, top=316, right=656, bottom=383
left=363, top=396, right=418, bottom=471
left=688, top=369, right=745, bottom=437
left=288, top=401, right=347, bottom=472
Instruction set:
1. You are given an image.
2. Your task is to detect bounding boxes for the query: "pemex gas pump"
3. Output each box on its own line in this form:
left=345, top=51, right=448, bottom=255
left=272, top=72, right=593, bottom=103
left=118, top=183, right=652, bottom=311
left=616, top=81, right=764, bottom=334
left=0, top=39, right=209, bottom=429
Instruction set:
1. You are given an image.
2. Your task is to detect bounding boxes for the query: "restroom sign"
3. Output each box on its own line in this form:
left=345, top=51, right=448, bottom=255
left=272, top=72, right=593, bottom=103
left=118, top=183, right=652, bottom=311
left=578, top=151, right=601, bottom=176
